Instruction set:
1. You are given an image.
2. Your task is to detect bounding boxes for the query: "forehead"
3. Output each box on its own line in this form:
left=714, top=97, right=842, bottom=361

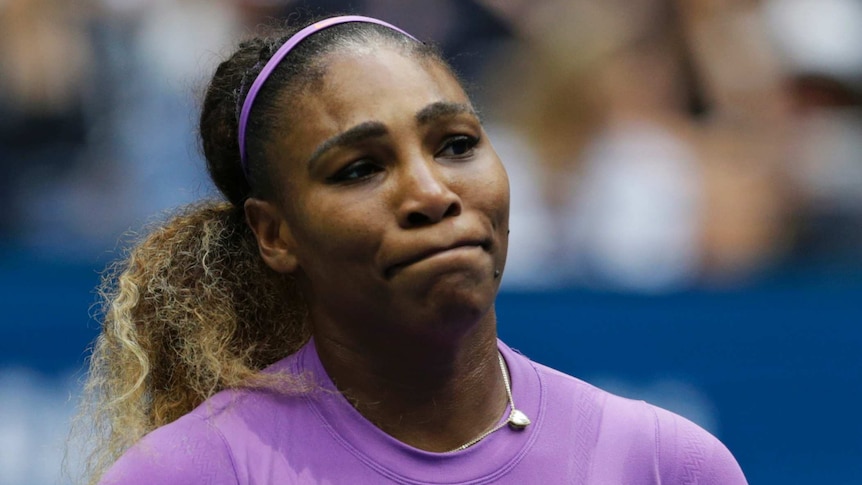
left=280, top=46, right=470, bottom=159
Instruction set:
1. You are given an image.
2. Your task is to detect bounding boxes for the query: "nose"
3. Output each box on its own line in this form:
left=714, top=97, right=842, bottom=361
left=396, top=159, right=461, bottom=228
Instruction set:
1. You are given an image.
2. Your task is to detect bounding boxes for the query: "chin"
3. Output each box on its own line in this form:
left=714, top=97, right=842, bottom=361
left=414, top=277, right=498, bottom=334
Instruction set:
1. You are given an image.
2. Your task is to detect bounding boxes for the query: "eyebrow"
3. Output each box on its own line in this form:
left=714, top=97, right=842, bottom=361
left=415, top=101, right=478, bottom=125
left=307, top=121, right=388, bottom=169
left=306, top=101, right=479, bottom=169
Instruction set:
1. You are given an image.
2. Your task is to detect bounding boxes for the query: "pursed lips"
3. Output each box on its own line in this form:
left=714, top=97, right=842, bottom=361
left=385, top=239, right=490, bottom=278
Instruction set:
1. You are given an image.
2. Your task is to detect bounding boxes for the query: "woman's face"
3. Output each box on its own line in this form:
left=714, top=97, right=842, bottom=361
left=259, top=44, right=509, bottom=342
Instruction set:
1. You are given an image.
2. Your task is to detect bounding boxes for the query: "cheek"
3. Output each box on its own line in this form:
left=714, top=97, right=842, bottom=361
left=291, top=195, right=383, bottom=267
left=495, top=162, right=511, bottom=221
left=471, top=157, right=510, bottom=228
left=488, top=162, right=511, bottom=266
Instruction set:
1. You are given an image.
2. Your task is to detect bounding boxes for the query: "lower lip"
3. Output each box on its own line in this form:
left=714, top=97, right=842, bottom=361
left=426, top=244, right=483, bottom=260
left=392, top=245, right=486, bottom=276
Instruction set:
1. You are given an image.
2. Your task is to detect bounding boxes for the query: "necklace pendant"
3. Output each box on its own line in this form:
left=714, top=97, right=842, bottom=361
left=508, top=409, right=531, bottom=430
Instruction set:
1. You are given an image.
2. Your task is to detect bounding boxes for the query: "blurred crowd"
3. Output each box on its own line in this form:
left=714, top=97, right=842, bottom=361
left=2, top=0, right=861, bottom=291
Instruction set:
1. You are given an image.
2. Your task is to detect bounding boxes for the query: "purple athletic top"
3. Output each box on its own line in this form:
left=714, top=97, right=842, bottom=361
left=100, top=340, right=747, bottom=484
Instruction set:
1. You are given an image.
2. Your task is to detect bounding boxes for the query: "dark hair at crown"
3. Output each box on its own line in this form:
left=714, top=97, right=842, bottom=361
left=200, top=17, right=445, bottom=209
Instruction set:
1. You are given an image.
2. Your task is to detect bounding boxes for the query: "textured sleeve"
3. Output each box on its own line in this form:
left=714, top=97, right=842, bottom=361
left=99, top=415, right=239, bottom=485
left=653, top=406, right=748, bottom=485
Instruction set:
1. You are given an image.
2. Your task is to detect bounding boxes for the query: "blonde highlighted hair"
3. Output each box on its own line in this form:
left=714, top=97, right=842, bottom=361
left=73, top=202, right=309, bottom=484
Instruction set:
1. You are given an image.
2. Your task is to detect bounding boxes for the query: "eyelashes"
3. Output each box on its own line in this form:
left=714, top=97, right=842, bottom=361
left=326, top=134, right=481, bottom=185
left=436, top=135, right=480, bottom=159
left=327, top=159, right=382, bottom=183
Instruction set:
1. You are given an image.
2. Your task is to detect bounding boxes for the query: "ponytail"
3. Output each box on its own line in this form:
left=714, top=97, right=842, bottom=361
left=75, top=202, right=308, bottom=484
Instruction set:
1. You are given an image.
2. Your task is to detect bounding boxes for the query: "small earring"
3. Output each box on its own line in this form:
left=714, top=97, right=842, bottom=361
left=494, top=269, right=501, bottom=278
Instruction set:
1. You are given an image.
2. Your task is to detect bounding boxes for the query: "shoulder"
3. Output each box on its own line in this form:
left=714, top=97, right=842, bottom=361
left=527, top=359, right=747, bottom=484
left=100, top=349, right=320, bottom=484
left=99, top=412, right=239, bottom=485
left=98, top=379, right=312, bottom=485
left=651, top=405, right=748, bottom=485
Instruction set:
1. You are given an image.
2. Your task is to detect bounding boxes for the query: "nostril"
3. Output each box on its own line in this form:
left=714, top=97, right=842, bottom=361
left=443, top=202, right=460, bottom=218
left=405, top=201, right=460, bottom=227
left=407, top=212, right=430, bottom=226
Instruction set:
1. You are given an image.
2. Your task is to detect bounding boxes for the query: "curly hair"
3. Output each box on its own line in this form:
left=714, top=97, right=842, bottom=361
left=74, top=202, right=310, bottom=483
left=72, top=16, right=446, bottom=485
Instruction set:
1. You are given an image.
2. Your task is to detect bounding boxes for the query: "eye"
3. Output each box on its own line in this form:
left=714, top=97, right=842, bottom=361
left=437, top=135, right=480, bottom=159
left=327, top=159, right=382, bottom=184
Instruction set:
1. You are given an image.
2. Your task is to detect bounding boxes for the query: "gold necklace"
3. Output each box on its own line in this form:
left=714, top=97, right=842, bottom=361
left=447, top=352, right=531, bottom=452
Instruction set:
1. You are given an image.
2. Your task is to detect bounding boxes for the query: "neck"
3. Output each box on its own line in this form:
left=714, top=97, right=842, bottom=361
left=312, top=309, right=506, bottom=452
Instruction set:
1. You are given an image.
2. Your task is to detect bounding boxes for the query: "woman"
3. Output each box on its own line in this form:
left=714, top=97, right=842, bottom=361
left=83, top=15, right=747, bottom=484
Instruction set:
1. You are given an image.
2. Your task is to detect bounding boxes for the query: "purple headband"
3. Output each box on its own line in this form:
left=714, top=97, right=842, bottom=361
left=237, top=15, right=418, bottom=178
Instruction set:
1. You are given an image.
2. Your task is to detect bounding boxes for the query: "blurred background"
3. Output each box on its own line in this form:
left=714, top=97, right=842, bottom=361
left=0, top=0, right=859, bottom=483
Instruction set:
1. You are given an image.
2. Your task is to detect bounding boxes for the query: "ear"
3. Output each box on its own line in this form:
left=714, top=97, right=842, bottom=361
left=244, top=198, right=299, bottom=274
